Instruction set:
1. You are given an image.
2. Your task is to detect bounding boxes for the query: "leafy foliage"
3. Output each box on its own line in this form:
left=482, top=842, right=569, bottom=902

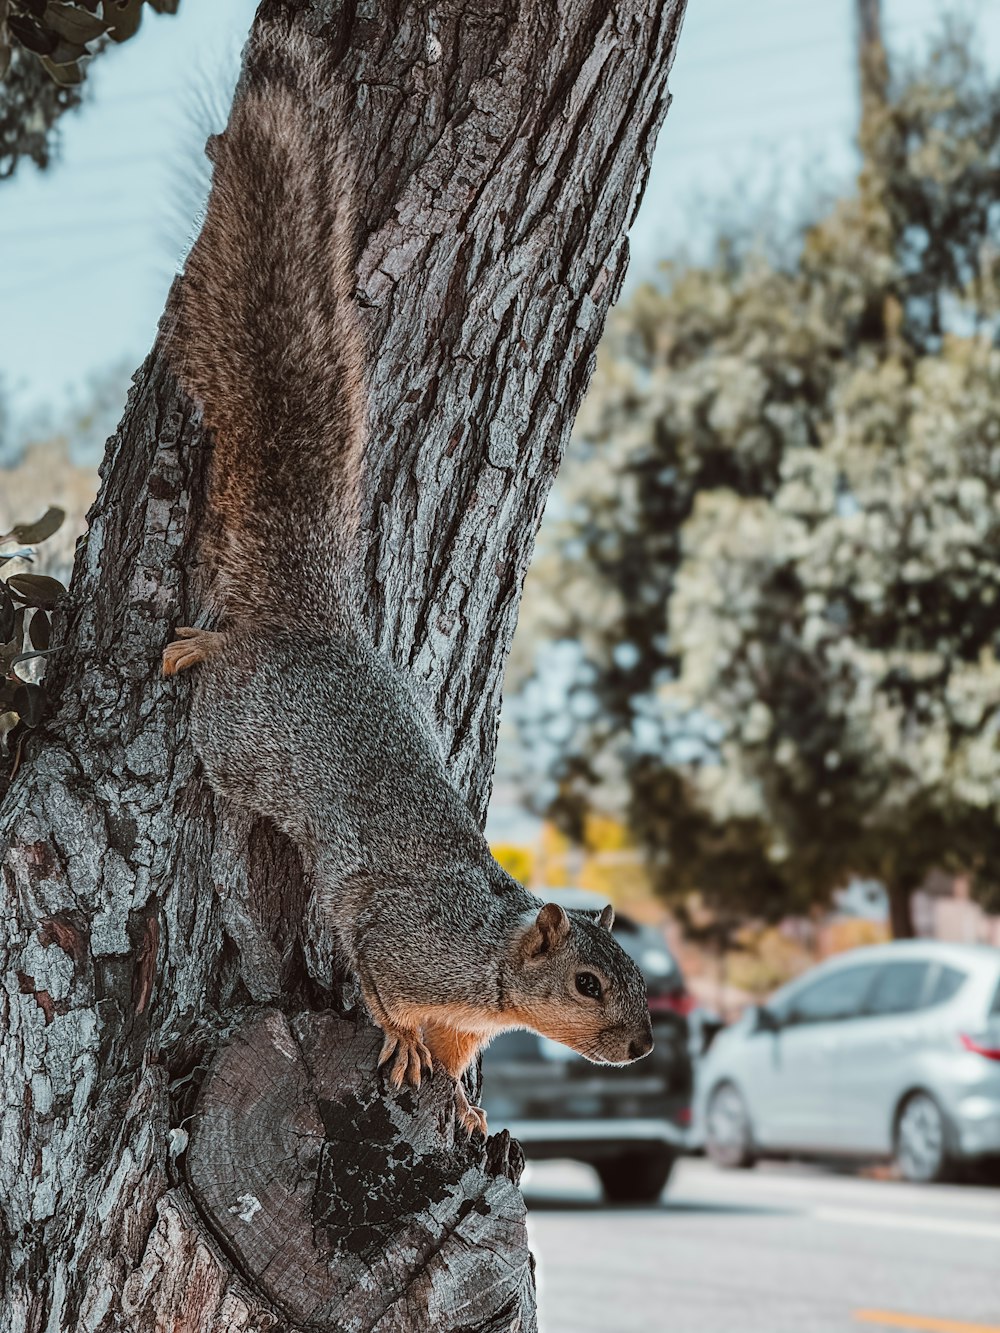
left=1, top=506, right=65, bottom=798
left=518, top=23, right=1000, bottom=929
left=0, top=0, right=180, bottom=176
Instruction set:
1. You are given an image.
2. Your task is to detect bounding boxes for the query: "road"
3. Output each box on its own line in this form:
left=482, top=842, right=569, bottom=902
left=523, top=1157, right=1000, bottom=1333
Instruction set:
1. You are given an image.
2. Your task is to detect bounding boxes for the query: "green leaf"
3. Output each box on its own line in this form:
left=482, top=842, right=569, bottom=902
left=39, top=53, right=84, bottom=83
left=48, top=35, right=88, bottom=63
left=7, top=12, right=57, bottom=54
left=106, top=0, right=142, bottom=42
left=6, top=574, right=66, bottom=610
left=28, top=610, right=50, bottom=650
left=0, top=586, right=13, bottom=642
left=44, top=2, right=107, bottom=42
left=1, top=506, right=65, bottom=545
left=0, top=44, right=12, bottom=80
left=13, top=682, right=44, bottom=728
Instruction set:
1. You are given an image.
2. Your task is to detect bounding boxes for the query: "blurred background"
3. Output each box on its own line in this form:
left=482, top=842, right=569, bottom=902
left=3, top=2, right=1000, bottom=1331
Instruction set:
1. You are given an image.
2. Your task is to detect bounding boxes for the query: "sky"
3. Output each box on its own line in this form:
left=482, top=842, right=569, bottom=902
left=1, top=0, right=999, bottom=437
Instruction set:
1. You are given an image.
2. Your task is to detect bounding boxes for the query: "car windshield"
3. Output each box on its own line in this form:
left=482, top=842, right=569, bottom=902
left=608, top=917, right=679, bottom=979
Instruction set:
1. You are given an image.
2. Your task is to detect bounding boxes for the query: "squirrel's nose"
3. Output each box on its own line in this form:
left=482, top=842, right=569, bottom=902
left=628, top=1033, right=653, bottom=1060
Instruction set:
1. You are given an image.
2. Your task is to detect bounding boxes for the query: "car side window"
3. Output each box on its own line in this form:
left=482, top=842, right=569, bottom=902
left=930, top=964, right=968, bottom=1007
left=865, top=961, right=932, bottom=1015
left=785, top=964, right=879, bottom=1025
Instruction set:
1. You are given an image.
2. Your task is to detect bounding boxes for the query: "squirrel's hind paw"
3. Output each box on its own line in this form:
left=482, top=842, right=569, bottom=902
left=378, top=1028, right=434, bottom=1091
left=454, top=1082, right=488, bottom=1138
left=162, top=627, right=226, bottom=677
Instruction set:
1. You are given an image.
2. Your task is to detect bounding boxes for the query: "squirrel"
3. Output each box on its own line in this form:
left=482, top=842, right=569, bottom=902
left=161, top=23, right=653, bottom=1137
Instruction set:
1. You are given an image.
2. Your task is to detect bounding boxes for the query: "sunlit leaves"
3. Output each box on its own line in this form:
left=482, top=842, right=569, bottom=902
left=518, top=22, right=1000, bottom=919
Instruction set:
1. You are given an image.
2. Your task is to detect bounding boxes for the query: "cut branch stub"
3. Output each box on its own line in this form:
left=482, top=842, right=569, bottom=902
left=186, top=1009, right=533, bottom=1331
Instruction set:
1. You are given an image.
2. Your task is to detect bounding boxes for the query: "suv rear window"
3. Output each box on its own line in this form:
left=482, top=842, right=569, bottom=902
left=865, top=961, right=931, bottom=1015
left=990, top=978, right=1000, bottom=1016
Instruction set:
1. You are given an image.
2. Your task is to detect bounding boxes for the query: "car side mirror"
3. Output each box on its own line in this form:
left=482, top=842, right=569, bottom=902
left=753, top=1005, right=782, bottom=1034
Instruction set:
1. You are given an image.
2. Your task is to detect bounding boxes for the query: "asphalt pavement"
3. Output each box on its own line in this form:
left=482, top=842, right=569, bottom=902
left=524, top=1156, right=1000, bottom=1333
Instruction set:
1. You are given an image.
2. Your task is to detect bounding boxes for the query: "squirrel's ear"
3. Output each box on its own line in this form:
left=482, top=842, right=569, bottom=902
left=596, top=904, right=614, bottom=932
left=523, top=902, right=571, bottom=958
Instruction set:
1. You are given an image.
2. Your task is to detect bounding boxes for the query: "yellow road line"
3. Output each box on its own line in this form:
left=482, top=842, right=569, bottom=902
left=855, top=1311, right=1000, bottom=1333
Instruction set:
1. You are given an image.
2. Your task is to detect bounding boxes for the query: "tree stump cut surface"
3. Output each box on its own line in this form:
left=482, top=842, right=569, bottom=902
left=187, top=1010, right=532, bottom=1331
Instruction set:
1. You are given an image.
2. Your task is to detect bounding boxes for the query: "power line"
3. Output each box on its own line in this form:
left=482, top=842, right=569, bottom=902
left=0, top=249, right=154, bottom=302
left=0, top=217, right=153, bottom=242
left=677, top=30, right=851, bottom=75
left=682, top=0, right=847, bottom=40
left=660, top=110, right=857, bottom=159
left=25, top=6, right=955, bottom=179
left=670, top=81, right=854, bottom=128
left=32, top=87, right=857, bottom=187
left=92, top=87, right=174, bottom=105
left=32, top=151, right=176, bottom=174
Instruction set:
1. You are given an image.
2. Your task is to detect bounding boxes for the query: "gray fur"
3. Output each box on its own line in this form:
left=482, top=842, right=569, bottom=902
left=187, top=619, right=652, bottom=1070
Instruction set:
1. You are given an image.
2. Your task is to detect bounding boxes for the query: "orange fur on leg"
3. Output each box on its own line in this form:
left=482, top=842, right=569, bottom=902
left=422, top=1021, right=482, bottom=1079
left=423, top=1021, right=488, bottom=1136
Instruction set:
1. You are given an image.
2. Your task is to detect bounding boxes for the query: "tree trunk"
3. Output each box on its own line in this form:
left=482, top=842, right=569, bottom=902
left=0, top=2, right=684, bottom=1329
left=887, top=880, right=915, bottom=940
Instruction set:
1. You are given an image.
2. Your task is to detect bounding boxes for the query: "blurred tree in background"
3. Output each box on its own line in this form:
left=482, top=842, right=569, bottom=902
left=517, top=20, right=1000, bottom=937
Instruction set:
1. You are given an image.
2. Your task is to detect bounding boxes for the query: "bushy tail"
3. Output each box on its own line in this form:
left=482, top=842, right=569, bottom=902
left=167, top=24, right=366, bottom=625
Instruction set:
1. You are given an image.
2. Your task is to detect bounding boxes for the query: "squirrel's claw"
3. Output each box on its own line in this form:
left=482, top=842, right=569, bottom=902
left=453, top=1081, right=488, bottom=1138
left=162, top=627, right=226, bottom=677
left=460, top=1103, right=488, bottom=1137
left=378, top=1029, right=434, bottom=1091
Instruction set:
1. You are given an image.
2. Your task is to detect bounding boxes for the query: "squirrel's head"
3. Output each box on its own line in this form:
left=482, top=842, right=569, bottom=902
left=507, top=902, right=653, bottom=1066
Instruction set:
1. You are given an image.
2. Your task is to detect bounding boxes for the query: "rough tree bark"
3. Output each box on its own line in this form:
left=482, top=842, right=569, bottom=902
left=0, top=2, right=684, bottom=1329
left=887, top=881, right=916, bottom=941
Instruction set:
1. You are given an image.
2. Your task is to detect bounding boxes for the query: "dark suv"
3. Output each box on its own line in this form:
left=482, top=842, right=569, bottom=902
left=481, top=888, right=693, bottom=1202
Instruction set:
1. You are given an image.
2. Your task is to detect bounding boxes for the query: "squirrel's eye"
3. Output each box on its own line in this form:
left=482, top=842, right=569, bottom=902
left=575, top=971, right=603, bottom=1001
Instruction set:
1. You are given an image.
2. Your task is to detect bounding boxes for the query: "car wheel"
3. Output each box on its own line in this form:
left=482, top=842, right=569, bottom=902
left=895, top=1091, right=951, bottom=1184
left=596, top=1148, right=677, bottom=1204
left=705, top=1082, right=756, bottom=1170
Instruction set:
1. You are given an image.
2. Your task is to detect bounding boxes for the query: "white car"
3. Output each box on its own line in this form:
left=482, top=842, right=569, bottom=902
left=696, top=940, right=1000, bottom=1182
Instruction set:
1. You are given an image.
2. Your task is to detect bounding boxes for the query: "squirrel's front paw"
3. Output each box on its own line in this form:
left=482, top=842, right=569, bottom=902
left=378, top=1027, right=433, bottom=1091
left=454, top=1081, right=488, bottom=1138
left=162, top=627, right=226, bottom=677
